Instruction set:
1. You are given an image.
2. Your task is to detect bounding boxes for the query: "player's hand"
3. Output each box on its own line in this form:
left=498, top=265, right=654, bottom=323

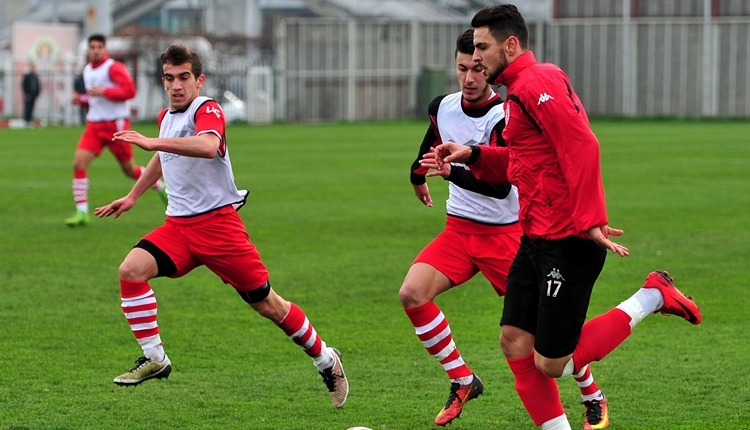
left=113, top=130, right=154, bottom=150
left=95, top=196, right=135, bottom=219
left=427, top=142, right=472, bottom=167
left=413, top=183, right=433, bottom=207
left=421, top=148, right=452, bottom=179
left=87, top=86, right=105, bottom=97
left=587, top=225, right=629, bottom=257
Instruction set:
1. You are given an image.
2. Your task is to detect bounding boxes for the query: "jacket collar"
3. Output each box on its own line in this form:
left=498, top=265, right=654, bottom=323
left=496, top=50, right=537, bottom=87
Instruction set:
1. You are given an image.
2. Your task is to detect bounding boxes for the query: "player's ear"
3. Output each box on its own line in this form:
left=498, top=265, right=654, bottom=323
left=197, top=74, right=205, bottom=88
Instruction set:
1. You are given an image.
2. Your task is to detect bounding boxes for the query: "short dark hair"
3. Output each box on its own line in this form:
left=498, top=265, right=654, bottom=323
left=160, top=44, right=202, bottom=78
left=455, top=29, right=475, bottom=57
left=88, top=34, right=106, bottom=45
left=471, top=4, right=529, bottom=49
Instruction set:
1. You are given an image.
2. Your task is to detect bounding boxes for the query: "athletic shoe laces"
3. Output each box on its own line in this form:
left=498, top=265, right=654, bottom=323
left=320, top=367, right=336, bottom=392
left=582, top=400, right=603, bottom=424
left=443, top=382, right=461, bottom=409
left=129, top=356, right=151, bottom=372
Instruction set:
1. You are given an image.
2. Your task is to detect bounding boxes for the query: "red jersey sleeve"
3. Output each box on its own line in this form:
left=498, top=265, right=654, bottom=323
left=194, top=100, right=227, bottom=156
left=470, top=145, right=510, bottom=183
left=525, top=70, right=608, bottom=234
left=156, top=108, right=169, bottom=131
left=103, top=61, right=136, bottom=101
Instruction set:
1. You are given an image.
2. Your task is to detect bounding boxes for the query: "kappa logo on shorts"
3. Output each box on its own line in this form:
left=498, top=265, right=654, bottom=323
left=547, top=268, right=565, bottom=281
left=546, top=268, right=565, bottom=297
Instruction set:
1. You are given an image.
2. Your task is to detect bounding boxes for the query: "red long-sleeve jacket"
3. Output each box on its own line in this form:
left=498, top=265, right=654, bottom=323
left=469, top=51, right=608, bottom=240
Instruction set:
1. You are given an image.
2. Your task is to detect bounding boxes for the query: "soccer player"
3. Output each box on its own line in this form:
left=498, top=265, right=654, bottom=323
left=403, top=30, right=608, bottom=428
left=66, top=34, right=166, bottom=227
left=426, top=5, right=702, bottom=429
left=94, top=44, right=349, bottom=408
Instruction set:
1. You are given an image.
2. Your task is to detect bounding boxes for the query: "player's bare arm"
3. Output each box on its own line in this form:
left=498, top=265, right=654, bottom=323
left=113, top=130, right=220, bottom=158
left=587, top=225, right=629, bottom=257
left=95, top=153, right=163, bottom=219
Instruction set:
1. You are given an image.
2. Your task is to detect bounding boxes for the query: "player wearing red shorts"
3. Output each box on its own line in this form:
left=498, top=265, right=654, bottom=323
left=401, top=30, right=607, bottom=427
left=66, top=34, right=166, bottom=227
left=95, top=44, right=349, bottom=408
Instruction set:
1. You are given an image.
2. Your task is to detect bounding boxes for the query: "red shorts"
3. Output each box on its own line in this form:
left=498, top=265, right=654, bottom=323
left=142, top=206, right=269, bottom=292
left=414, top=217, right=523, bottom=296
left=77, top=119, right=133, bottom=163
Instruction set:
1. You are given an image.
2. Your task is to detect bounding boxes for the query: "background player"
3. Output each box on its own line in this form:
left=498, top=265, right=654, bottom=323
left=66, top=34, right=166, bottom=227
left=402, top=29, right=608, bottom=429
left=95, top=44, right=349, bottom=408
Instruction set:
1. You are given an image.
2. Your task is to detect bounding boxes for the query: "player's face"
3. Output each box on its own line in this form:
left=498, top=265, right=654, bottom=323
left=162, top=62, right=205, bottom=110
left=473, top=26, right=509, bottom=86
left=87, top=40, right=106, bottom=63
left=456, top=52, right=490, bottom=106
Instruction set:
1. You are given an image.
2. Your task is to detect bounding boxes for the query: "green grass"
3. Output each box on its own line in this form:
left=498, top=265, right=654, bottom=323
left=0, top=119, right=748, bottom=430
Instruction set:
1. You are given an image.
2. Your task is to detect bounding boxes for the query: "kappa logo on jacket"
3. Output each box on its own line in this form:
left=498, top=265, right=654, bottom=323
left=537, top=92, right=554, bottom=105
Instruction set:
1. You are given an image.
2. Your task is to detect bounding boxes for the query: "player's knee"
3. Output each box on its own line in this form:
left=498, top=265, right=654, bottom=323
left=500, top=327, right=533, bottom=359
left=118, top=259, right=148, bottom=281
left=535, top=357, right=564, bottom=379
left=398, top=282, right=426, bottom=308
left=237, top=281, right=271, bottom=304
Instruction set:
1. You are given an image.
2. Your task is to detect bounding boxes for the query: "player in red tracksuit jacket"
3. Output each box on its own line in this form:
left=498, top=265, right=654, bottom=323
left=404, top=29, right=609, bottom=428
left=423, top=5, right=702, bottom=430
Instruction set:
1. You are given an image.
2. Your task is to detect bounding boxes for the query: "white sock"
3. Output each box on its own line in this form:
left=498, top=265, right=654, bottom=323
left=152, top=179, right=165, bottom=192
left=560, top=358, right=575, bottom=377
left=616, top=288, right=664, bottom=329
left=312, top=343, right=334, bottom=371
left=582, top=391, right=604, bottom=402
left=452, top=374, right=474, bottom=386
left=541, top=413, right=572, bottom=430
left=76, top=202, right=89, bottom=213
left=144, top=344, right=166, bottom=362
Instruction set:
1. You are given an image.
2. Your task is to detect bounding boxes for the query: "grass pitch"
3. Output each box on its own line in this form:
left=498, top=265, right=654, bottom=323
left=0, top=119, right=748, bottom=429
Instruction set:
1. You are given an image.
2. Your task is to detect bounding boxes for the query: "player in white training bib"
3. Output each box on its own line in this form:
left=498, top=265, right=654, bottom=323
left=94, top=44, right=349, bottom=408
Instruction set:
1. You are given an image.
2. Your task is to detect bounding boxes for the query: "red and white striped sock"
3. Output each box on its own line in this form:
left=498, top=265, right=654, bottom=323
left=277, top=303, right=332, bottom=370
left=120, top=280, right=162, bottom=353
left=404, top=301, right=472, bottom=383
left=72, top=169, right=88, bottom=212
left=573, top=365, right=603, bottom=401
left=131, top=165, right=165, bottom=192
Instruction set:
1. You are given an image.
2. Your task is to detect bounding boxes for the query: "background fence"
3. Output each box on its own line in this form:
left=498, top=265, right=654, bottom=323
left=1, top=15, right=749, bottom=125
left=275, top=16, right=750, bottom=121
left=550, top=18, right=750, bottom=117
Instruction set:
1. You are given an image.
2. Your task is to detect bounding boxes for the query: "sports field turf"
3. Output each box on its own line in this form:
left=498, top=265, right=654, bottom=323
left=0, top=119, right=748, bottom=429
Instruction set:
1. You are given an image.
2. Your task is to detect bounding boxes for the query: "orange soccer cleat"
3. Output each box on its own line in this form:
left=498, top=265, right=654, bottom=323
left=642, top=271, right=701, bottom=325
left=434, top=374, right=484, bottom=426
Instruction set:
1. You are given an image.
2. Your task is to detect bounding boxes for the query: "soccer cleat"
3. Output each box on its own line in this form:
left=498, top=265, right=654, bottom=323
left=582, top=397, right=610, bottom=429
left=113, top=355, right=172, bottom=386
left=64, top=211, right=90, bottom=227
left=642, top=270, right=702, bottom=325
left=319, top=347, right=349, bottom=408
left=434, top=374, right=484, bottom=426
